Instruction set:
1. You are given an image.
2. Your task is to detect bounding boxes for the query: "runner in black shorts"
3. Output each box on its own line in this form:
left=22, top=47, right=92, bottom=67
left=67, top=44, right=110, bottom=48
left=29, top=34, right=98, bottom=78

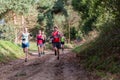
left=51, top=26, right=61, bottom=60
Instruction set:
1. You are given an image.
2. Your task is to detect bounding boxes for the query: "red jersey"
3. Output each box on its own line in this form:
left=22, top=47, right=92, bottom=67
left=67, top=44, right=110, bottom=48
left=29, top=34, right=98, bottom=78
left=37, top=34, right=43, bottom=44
left=52, top=31, right=60, bottom=42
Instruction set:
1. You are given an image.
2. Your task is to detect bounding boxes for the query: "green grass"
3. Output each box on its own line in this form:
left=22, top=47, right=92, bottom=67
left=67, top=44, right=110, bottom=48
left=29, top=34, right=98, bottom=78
left=29, top=42, right=53, bottom=51
left=0, top=40, right=24, bottom=63
left=29, top=42, right=74, bottom=51
left=73, top=24, right=120, bottom=74
left=64, top=43, right=74, bottom=49
left=29, top=42, right=38, bottom=51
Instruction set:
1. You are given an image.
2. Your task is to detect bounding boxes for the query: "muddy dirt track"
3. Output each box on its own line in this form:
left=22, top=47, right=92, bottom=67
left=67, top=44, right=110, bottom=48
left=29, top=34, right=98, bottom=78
left=0, top=49, right=101, bottom=80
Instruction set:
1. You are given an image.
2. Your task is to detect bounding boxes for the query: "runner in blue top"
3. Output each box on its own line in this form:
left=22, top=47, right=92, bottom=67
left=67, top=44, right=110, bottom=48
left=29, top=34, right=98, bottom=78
left=19, top=27, right=31, bottom=62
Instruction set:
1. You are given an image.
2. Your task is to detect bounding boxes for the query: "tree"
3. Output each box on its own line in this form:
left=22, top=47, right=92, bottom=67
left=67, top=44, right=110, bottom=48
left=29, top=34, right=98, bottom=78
left=0, top=0, right=37, bottom=42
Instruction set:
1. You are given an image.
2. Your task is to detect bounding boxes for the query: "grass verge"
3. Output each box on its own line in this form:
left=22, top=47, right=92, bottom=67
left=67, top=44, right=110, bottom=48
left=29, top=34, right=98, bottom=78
left=73, top=23, right=120, bottom=76
left=0, top=40, right=24, bottom=63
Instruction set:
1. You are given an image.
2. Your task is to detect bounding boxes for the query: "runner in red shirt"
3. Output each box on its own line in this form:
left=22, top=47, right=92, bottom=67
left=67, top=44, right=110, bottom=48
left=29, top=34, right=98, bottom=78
left=51, top=26, right=61, bottom=60
left=36, top=30, right=44, bottom=57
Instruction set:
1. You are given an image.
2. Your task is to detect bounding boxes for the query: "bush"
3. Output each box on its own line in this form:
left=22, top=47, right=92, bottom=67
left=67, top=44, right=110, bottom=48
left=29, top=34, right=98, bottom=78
left=73, top=22, right=120, bottom=73
left=0, top=24, right=15, bottom=41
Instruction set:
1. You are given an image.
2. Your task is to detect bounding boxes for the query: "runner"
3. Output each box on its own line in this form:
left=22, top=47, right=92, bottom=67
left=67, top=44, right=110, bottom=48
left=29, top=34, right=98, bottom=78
left=51, top=26, right=61, bottom=60
left=36, top=30, right=44, bottom=57
left=19, top=27, right=31, bottom=62
left=42, top=31, right=46, bottom=55
left=61, top=33, right=65, bottom=53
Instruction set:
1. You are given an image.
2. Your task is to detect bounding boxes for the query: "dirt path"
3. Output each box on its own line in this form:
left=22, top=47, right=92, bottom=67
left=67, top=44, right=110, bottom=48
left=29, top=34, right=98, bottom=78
left=0, top=49, right=100, bottom=80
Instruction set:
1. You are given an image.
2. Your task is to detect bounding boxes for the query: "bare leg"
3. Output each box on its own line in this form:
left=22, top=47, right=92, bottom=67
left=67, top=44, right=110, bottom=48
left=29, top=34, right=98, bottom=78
left=61, top=45, right=63, bottom=51
left=25, top=47, right=28, bottom=59
left=62, top=45, right=64, bottom=52
left=43, top=44, right=45, bottom=54
left=41, top=46, right=43, bottom=54
left=57, top=48, right=59, bottom=60
left=23, top=48, right=25, bottom=53
left=54, top=47, right=57, bottom=56
left=38, top=46, right=41, bottom=57
left=23, top=48, right=28, bottom=62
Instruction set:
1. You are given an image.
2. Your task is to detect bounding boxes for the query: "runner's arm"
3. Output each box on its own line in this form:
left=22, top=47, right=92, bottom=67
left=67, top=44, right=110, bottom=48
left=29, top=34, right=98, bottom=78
left=18, top=32, right=22, bottom=40
left=29, top=33, right=33, bottom=40
left=57, top=31, right=61, bottom=38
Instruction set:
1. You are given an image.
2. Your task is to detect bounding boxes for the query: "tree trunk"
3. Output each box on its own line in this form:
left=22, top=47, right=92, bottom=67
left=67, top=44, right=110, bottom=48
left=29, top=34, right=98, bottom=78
left=21, top=15, right=25, bottom=28
left=13, top=13, right=18, bottom=43
left=13, top=13, right=17, bottom=25
left=65, top=17, right=71, bottom=43
left=14, top=28, right=18, bottom=43
left=68, top=21, right=70, bottom=43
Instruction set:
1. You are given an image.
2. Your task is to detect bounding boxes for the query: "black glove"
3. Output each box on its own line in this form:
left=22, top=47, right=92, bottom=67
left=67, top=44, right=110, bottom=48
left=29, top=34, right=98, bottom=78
left=30, top=34, right=32, bottom=37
